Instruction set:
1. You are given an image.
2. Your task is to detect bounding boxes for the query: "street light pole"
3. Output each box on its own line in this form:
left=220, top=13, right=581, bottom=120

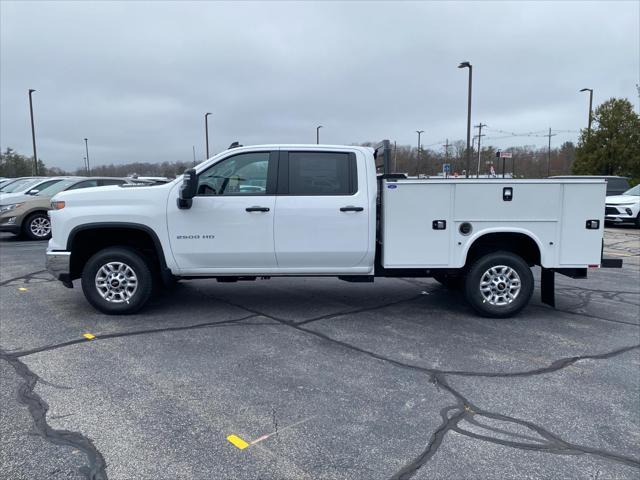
left=316, top=125, right=323, bottom=144
left=84, top=138, right=90, bottom=175
left=579, top=88, right=593, bottom=138
left=28, top=89, right=38, bottom=175
left=458, top=61, right=472, bottom=178
left=205, top=112, right=212, bottom=159
left=416, top=130, right=424, bottom=176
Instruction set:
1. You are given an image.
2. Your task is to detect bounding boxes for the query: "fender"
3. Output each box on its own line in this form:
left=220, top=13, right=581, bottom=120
left=461, top=227, right=546, bottom=267
left=67, top=222, right=174, bottom=283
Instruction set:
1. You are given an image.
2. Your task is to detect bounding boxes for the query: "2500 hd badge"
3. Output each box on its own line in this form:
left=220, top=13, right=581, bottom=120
left=176, top=234, right=215, bottom=239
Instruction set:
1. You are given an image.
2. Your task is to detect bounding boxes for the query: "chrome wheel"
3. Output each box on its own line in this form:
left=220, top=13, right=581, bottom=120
left=30, top=216, right=51, bottom=238
left=95, top=262, right=138, bottom=303
left=479, top=265, right=521, bottom=306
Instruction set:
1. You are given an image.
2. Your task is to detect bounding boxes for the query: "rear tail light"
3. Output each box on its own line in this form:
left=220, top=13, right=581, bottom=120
left=51, top=201, right=65, bottom=210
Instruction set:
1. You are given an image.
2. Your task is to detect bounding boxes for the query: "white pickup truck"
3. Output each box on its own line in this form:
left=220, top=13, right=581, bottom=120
left=46, top=141, right=621, bottom=317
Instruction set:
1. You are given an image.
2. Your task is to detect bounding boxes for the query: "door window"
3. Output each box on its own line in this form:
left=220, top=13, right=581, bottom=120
left=287, top=152, right=357, bottom=195
left=197, top=152, right=271, bottom=196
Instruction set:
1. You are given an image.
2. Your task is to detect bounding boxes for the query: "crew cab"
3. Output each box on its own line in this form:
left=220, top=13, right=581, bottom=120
left=46, top=142, right=621, bottom=317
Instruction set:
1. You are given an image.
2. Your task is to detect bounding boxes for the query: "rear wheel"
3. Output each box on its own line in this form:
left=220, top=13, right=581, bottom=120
left=23, top=212, right=51, bottom=240
left=81, top=247, right=153, bottom=315
left=464, top=251, right=533, bottom=318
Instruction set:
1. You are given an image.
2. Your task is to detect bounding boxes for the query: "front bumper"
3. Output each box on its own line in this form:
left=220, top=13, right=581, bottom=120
left=46, top=250, right=73, bottom=287
left=605, top=206, right=637, bottom=223
left=0, top=224, right=20, bottom=234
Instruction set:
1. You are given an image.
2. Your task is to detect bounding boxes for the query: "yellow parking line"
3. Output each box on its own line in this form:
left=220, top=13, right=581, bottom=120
left=18, top=287, right=28, bottom=292
left=227, top=434, right=249, bottom=450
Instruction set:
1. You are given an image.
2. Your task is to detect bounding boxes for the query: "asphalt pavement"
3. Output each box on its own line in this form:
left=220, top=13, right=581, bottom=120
left=1, top=227, right=639, bottom=480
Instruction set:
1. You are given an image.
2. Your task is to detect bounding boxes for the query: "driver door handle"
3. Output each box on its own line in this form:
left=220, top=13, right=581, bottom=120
left=340, top=206, right=364, bottom=212
left=246, top=206, right=270, bottom=212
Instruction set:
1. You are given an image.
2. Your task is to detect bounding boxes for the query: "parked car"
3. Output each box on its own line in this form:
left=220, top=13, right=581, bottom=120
left=0, top=177, right=46, bottom=195
left=0, top=177, right=67, bottom=202
left=551, top=176, right=630, bottom=196
left=0, top=177, right=134, bottom=240
left=605, top=184, right=640, bottom=227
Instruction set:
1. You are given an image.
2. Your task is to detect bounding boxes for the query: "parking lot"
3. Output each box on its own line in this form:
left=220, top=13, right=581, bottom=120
left=1, top=228, right=638, bottom=480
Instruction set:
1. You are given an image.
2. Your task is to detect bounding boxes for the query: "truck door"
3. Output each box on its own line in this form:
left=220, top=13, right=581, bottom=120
left=273, top=150, right=370, bottom=271
left=167, top=151, right=278, bottom=272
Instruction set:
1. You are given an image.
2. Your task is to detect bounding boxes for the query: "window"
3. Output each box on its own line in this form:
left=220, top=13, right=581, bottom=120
left=100, top=179, right=127, bottom=186
left=197, top=152, right=270, bottom=196
left=67, top=180, right=99, bottom=190
left=288, top=152, right=356, bottom=195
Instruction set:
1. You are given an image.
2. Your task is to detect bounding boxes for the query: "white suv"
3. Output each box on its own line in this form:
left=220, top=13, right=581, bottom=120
left=605, top=185, right=640, bottom=227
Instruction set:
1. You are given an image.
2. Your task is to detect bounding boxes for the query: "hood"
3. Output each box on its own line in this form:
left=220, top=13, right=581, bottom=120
left=605, top=194, right=639, bottom=204
left=0, top=193, right=32, bottom=206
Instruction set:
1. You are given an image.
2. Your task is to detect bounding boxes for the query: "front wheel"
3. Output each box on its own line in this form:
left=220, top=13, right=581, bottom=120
left=464, top=251, right=534, bottom=318
left=23, top=212, right=52, bottom=240
left=81, top=247, right=153, bottom=315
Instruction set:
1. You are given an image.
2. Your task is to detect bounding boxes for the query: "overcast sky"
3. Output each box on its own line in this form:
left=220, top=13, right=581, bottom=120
left=1, top=1, right=638, bottom=171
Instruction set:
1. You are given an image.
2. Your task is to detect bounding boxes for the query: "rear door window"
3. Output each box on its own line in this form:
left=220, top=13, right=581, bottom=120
left=285, top=152, right=357, bottom=195
left=67, top=180, right=99, bottom=190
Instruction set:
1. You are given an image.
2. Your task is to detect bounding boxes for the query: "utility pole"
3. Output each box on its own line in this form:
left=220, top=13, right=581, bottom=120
left=546, top=128, right=557, bottom=177
left=28, top=89, right=38, bottom=175
left=474, top=123, right=486, bottom=178
left=192, top=145, right=196, bottom=167
left=316, top=125, right=323, bottom=144
left=443, top=139, right=451, bottom=177
left=84, top=138, right=91, bottom=175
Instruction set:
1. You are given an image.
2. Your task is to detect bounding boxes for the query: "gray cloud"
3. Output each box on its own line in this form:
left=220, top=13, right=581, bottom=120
left=1, top=1, right=638, bottom=171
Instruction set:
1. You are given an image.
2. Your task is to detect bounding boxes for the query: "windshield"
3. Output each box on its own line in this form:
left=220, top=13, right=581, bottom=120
left=0, top=178, right=41, bottom=193
left=623, top=185, right=640, bottom=196
left=37, top=179, right=78, bottom=196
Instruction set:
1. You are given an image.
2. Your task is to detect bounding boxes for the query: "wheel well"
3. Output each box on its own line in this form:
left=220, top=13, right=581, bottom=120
left=69, top=226, right=164, bottom=280
left=465, top=232, right=541, bottom=267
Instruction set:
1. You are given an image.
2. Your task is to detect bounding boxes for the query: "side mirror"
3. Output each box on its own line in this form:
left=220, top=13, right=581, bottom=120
left=177, top=169, right=198, bottom=209
left=27, top=189, right=39, bottom=195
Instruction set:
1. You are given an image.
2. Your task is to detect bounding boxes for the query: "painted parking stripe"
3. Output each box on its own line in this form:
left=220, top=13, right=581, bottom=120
left=227, top=434, right=249, bottom=450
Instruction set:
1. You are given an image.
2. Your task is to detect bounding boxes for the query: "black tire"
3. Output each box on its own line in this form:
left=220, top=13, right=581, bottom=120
left=432, top=272, right=463, bottom=290
left=81, top=247, right=153, bottom=315
left=22, top=212, right=52, bottom=240
left=635, top=214, right=640, bottom=229
left=464, top=251, right=534, bottom=318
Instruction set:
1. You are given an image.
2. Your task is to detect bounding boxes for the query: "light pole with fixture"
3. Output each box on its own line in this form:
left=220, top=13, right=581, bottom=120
left=458, top=61, right=473, bottom=178
left=205, top=112, right=212, bottom=159
left=579, top=88, right=594, bottom=138
left=28, top=89, right=39, bottom=175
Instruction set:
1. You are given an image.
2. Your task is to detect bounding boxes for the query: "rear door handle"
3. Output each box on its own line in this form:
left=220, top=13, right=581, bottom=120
left=246, top=206, right=270, bottom=212
left=340, top=206, right=364, bottom=212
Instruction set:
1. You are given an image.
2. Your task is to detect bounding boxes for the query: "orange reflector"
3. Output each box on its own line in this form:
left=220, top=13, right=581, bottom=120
left=51, top=201, right=66, bottom=210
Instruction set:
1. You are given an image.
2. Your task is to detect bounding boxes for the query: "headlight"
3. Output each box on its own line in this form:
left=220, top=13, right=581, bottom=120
left=0, top=203, right=24, bottom=214
left=51, top=200, right=65, bottom=210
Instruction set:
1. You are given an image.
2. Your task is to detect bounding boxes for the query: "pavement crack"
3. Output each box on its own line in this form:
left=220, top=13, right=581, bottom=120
left=0, top=269, right=52, bottom=287
left=0, top=351, right=108, bottom=480
left=296, top=293, right=427, bottom=326
left=8, top=313, right=260, bottom=358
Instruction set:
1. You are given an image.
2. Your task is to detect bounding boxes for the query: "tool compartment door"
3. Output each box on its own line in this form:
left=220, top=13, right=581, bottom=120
left=381, top=181, right=453, bottom=267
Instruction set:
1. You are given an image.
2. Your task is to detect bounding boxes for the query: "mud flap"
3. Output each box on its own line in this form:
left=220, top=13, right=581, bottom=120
left=541, top=267, right=555, bottom=308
